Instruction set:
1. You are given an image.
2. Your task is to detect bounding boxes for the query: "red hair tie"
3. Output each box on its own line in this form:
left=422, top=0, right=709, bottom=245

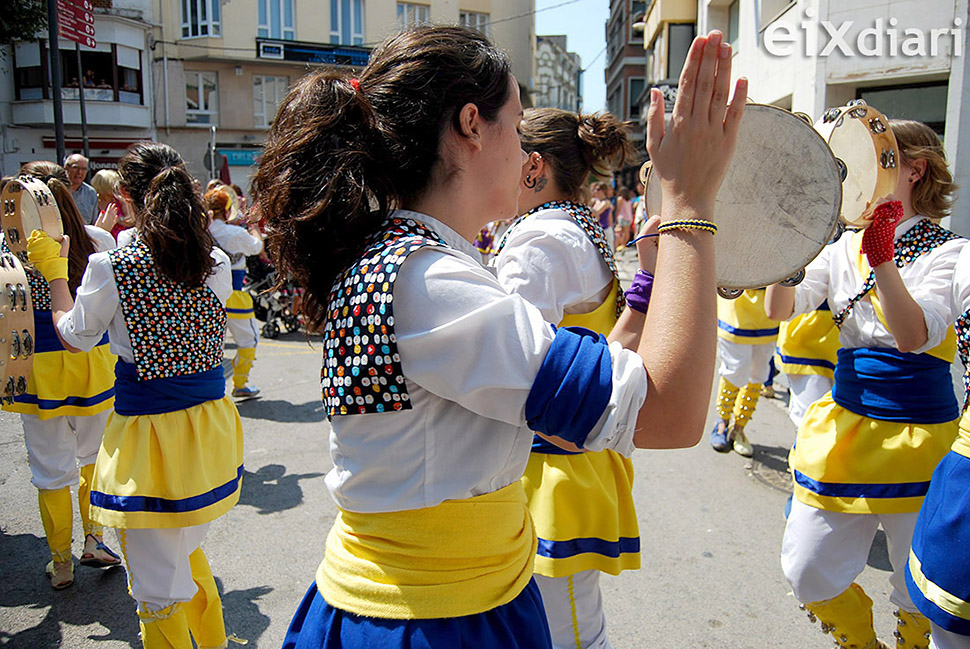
left=349, top=78, right=361, bottom=92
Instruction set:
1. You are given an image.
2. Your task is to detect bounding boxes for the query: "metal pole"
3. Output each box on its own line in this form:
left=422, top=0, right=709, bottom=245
left=209, top=125, right=217, bottom=181
left=46, top=0, right=65, bottom=164
left=76, top=43, right=90, bottom=159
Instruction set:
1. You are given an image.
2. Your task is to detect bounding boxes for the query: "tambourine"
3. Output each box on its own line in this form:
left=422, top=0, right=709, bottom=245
left=814, top=100, right=899, bottom=228
left=642, top=104, right=843, bottom=298
left=0, top=175, right=65, bottom=266
left=0, top=252, right=33, bottom=404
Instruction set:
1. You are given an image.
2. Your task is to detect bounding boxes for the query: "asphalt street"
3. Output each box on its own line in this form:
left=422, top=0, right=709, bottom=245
left=0, top=247, right=950, bottom=648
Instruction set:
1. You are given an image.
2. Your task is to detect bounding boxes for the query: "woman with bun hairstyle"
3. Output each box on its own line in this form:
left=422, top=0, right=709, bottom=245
left=27, top=142, right=242, bottom=649
left=5, top=162, right=119, bottom=590
left=766, top=120, right=965, bottom=649
left=492, top=108, right=646, bottom=648
left=252, top=25, right=745, bottom=649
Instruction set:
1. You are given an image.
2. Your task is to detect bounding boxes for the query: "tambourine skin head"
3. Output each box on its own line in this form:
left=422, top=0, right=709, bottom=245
left=644, top=104, right=843, bottom=290
left=814, top=103, right=900, bottom=228
left=0, top=176, right=65, bottom=265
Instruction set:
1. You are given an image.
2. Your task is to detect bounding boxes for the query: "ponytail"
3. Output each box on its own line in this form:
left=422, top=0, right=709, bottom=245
left=118, top=142, right=214, bottom=287
left=20, top=161, right=97, bottom=296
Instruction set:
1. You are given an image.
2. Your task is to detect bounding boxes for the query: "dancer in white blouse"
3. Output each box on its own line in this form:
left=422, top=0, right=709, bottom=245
left=252, top=25, right=746, bottom=649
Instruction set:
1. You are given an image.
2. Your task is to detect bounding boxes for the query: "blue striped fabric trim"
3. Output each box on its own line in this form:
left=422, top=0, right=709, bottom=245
left=775, top=351, right=836, bottom=371
left=906, top=566, right=970, bottom=635
left=536, top=536, right=640, bottom=560
left=13, top=386, right=115, bottom=410
left=226, top=307, right=254, bottom=315
left=90, top=464, right=243, bottom=514
left=717, top=320, right=780, bottom=337
left=231, top=269, right=246, bottom=291
left=793, top=469, right=930, bottom=499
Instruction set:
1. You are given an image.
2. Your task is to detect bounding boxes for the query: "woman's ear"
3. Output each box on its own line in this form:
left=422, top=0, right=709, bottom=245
left=912, top=158, right=928, bottom=182
left=456, top=102, right=483, bottom=151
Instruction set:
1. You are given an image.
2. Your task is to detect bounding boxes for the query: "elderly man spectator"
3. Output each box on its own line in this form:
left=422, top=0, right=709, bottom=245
left=64, top=154, right=98, bottom=224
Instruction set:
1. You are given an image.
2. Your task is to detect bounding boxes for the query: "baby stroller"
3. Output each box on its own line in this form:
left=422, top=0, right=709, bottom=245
left=245, top=256, right=302, bottom=338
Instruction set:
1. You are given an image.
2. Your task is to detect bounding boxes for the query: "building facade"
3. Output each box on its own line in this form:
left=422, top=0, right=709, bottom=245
left=535, top=35, right=581, bottom=112
left=2, top=0, right=536, bottom=192
left=605, top=0, right=649, bottom=186
left=0, top=0, right=156, bottom=176
left=692, top=0, right=970, bottom=234
left=638, top=0, right=696, bottom=120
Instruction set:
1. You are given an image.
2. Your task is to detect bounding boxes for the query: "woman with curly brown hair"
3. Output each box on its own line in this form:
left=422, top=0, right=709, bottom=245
left=27, top=142, right=242, bottom=649
left=492, top=107, right=647, bottom=648
left=252, top=25, right=744, bottom=649
left=4, top=162, right=120, bottom=590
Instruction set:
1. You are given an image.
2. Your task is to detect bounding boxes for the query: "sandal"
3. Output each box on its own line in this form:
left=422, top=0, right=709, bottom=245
left=46, top=559, right=74, bottom=589
left=79, top=533, right=122, bottom=568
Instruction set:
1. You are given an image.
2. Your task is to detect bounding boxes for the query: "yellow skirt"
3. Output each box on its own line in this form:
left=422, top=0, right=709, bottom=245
left=4, top=346, right=115, bottom=419
left=89, top=396, right=244, bottom=529
left=522, top=449, right=640, bottom=577
left=226, top=290, right=254, bottom=320
left=791, top=393, right=959, bottom=514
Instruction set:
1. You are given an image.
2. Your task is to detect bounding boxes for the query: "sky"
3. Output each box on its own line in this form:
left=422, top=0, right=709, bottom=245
left=535, top=0, right=610, bottom=112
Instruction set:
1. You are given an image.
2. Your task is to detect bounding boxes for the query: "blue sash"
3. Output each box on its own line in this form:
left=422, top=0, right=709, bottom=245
left=33, top=311, right=109, bottom=354
left=231, top=269, right=246, bottom=291
left=831, top=348, right=959, bottom=424
left=114, top=360, right=225, bottom=416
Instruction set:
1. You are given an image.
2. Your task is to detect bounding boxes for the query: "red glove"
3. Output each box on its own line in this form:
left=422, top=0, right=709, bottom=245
left=861, top=200, right=903, bottom=268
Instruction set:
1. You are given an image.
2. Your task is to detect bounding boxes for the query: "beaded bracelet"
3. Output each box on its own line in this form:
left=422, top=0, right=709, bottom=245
left=657, top=219, right=718, bottom=235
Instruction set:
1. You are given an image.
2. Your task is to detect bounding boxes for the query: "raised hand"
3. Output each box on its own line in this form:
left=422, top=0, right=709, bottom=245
left=645, top=31, right=747, bottom=220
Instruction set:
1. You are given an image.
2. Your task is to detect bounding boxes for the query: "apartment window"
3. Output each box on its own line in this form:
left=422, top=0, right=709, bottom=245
left=728, top=1, right=740, bottom=49
left=253, top=75, right=288, bottom=128
left=330, top=0, right=364, bottom=45
left=628, top=77, right=645, bottom=119
left=397, top=3, right=429, bottom=29
left=667, top=23, right=696, bottom=79
left=258, top=0, right=296, bottom=40
left=460, top=11, right=489, bottom=36
left=13, top=41, right=145, bottom=105
left=186, top=71, right=218, bottom=125
left=181, top=0, right=221, bottom=38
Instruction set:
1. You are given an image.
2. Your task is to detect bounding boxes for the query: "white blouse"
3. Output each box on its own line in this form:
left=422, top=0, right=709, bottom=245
left=209, top=219, right=264, bottom=271
left=491, top=207, right=614, bottom=323
left=951, top=243, right=970, bottom=320
left=323, top=210, right=648, bottom=514
left=793, top=216, right=964, bottom=353
left=56, top=244, right=232, bottom=362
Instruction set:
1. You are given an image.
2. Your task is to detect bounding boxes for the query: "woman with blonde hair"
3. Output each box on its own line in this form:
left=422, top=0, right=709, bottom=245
left=766, top=120, right=964, bottom=649
left=7, top=161, right=119, bottom=589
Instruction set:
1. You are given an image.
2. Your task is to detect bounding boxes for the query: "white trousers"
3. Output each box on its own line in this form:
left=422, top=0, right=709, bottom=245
left=931, top=623, right=970, bottom=649
left=22, top=411, right=110, bottom=490
left=535, top=571, right=613, bottom=649
left=117, top=523, right=210, bottom=612
left=717, top=338, right=775, bottom=388
left=781, top=499, right=918, bottom=610
left=786, top=375, right=834, bottom=427
left=226, top=316, right=258, bottom=349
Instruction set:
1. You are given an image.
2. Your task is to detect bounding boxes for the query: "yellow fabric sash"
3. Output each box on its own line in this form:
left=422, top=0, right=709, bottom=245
left=953, top=410, right=970, bottom=460
left=775, top=310, right=840, bottom=378
left=225, top=290, right=254, bottom=320
left=317, top=481, right=537, bottom=620
left=853, top=233, right=956, bottom=363
left=559, top=279, right=618, bottom=333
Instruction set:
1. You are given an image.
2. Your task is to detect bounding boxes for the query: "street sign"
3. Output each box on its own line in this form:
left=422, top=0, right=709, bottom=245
left=59, top=25, right=96, bottom=48
left=204, top=150, right=226, bottom=172
left=57, top=0, right=96, bottom=48
left=57, top=0, right=94, bottom=24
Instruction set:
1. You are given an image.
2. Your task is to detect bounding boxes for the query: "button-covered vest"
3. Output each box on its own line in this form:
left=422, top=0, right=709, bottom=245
left=107, top=239, right=226, bottom=381
left=322, top=217, right=446, bottom=418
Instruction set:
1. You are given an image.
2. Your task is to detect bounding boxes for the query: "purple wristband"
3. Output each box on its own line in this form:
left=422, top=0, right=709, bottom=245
left=624, top=269, right=654, bottom=314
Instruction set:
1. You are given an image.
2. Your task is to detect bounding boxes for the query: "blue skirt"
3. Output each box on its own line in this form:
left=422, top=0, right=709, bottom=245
left=282, top=579, right=552, bottom=649
left=906, top=450, right=970, bottom=636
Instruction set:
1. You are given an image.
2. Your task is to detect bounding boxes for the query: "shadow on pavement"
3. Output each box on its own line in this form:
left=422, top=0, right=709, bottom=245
left=219, top=579, right=273, bottom=647
left=752, top=442, right=792, bottom=475
left=235, top=399, right=327, bottom=423
left=0, top=531, right=139, bottom=648
left=239, top=464, right=325, bottom=515
left=866, top=529, right=892, bottom=572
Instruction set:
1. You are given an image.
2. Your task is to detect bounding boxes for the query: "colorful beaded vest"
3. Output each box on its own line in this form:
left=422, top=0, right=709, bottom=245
left=107, top=239, right=227, bottom=381
left=496, top=200, right=626, bottom=319
left=956, top=310, right=970, bottom=412
left=1, top=238, right=49, bottom=310
left=833, top=219, right=962, bottom=328
left=322, top=216, right=447, bottom=418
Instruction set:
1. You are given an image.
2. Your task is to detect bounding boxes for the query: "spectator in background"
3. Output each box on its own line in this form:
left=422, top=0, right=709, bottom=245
left=91, top=169, right=136, bottom=242
left=615, top=187, right=635, bottom=248
left=64, top=154, right=98, bottom=224
left=590, top=181, right=615, bottom=250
